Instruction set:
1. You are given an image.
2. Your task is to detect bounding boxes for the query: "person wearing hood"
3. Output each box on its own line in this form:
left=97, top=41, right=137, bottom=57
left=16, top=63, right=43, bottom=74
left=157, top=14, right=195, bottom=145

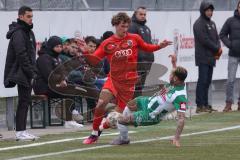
left=33, top=36, right=84, bottom=129
left=4, top=6, right=37, bottom=141
left=193, top=1, right=222, bottom=113
left=220, top=1, right=240, bottom=112
left=128, top=6, right=154, bottom=97
left=33, top=36, right=66, bottom=97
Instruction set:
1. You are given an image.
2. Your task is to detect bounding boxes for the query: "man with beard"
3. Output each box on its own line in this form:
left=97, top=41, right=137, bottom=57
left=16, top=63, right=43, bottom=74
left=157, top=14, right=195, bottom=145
left=193, top=1, right=222, bottom=113
left=4, top=6, right=38, bottom=141
left=82, top=12, right=172, bottom=144
left=113, top=54, right=187, bottom=147
left=128, top=6, right=154, bottom=97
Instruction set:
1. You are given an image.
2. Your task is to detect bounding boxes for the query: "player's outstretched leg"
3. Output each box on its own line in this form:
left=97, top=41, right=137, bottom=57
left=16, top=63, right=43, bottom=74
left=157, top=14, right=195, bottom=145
left=83, top=90, right=114, bottom=144
left=110, top=107, right=133, bottom=145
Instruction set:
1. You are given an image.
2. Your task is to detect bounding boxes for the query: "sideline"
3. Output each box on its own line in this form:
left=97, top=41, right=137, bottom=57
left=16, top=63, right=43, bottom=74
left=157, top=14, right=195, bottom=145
left=0, top=131, right=136, bottom=152
left=7, top=125, right=240, bottom=160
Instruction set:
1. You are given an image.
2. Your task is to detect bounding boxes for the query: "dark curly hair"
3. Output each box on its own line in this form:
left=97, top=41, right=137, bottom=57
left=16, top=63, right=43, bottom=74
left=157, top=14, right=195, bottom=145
left=173, top=66, right=188, bottom=82
left=111, top=12, right=131, bottom=26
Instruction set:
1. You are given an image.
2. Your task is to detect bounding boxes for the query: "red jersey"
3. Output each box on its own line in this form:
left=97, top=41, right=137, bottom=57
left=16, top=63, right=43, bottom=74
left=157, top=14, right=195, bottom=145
left=86, top=33, right=161, bottom=108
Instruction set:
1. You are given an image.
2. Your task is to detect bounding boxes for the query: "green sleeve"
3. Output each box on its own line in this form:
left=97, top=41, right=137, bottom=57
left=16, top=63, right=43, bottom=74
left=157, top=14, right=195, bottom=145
left=172, top=95, right=188, bottom=111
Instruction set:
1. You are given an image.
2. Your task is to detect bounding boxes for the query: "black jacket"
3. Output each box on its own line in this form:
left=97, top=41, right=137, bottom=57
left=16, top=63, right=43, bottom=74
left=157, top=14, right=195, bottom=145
left=33, top=50, right=62, bottom=95
left=220, top=9, right=240, bottom=57
left=128, top=14, right=154, bottom=63
left=193, top=1, right=221, bottom=66
left=4, top=19, right=36, bottom=88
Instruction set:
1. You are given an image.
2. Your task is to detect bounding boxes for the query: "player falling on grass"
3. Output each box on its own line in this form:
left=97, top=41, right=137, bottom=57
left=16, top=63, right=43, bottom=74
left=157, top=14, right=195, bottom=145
left=81, top=12, right=172, bottom=144
left=113, top=54, right=187, bottom=147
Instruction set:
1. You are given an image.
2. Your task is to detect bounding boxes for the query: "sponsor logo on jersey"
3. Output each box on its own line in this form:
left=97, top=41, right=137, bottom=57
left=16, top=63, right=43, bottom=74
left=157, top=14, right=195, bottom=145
left=114, top=49, right=133, bottom=58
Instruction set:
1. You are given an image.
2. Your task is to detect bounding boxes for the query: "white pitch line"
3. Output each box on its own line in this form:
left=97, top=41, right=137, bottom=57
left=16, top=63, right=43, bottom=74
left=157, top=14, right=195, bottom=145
left=7, top=125, right=240, bottom=160
left=0, top=131, right=136, bottom=152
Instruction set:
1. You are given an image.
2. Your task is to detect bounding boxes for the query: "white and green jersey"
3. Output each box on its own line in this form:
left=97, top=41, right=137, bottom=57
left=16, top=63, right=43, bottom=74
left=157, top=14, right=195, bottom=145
left=147, top=83, right=187, bottom=119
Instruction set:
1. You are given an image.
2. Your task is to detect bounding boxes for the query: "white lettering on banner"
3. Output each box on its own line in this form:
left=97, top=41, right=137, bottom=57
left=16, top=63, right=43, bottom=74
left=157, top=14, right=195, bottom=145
left=114, top=49, right=132, bottom=58
left=180, top=35, right=194, bottom=49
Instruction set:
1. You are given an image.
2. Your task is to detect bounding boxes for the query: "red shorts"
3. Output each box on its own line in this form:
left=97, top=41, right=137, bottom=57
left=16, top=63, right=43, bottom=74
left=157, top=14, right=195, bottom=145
left=103, top=78, right=135, bottom=112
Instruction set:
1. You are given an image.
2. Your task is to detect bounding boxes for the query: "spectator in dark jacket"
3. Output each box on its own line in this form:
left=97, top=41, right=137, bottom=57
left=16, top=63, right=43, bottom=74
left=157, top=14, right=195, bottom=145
left=193, top=1, right=222, bottom=113
left=33, top=36, right=84, bottom=129
left=4, top=6, right=37, bottom=141
left=220, top=0, right=240, bottom=112
left=128, top=6, right=154, bottom=97
left=33, top=36, right=66, bottom=97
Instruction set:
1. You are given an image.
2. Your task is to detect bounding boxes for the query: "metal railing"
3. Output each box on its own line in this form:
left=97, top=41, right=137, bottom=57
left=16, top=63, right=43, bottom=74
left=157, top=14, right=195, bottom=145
left=0, top=0, right=239, bottom=11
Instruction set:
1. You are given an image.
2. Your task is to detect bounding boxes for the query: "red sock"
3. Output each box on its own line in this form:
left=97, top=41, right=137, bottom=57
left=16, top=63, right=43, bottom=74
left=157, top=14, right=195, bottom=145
left=92, top=107, right=105, bottom=131
left=102, top=121, right=110, bottom=129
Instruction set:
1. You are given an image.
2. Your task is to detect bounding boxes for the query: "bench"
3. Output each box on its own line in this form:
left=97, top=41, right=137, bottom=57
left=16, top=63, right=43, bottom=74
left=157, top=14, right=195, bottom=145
left=30, top=95, right=65, bottom=128
left=30, top=95, right=48, bottom=129
left=30, top=95, right=85, bottom=128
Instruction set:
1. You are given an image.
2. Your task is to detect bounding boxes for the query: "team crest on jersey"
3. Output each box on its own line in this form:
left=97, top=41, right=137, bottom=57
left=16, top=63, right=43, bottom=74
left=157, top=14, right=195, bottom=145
left=119, top=40, right=133, bottom=49
left=127, top=40, right=133, bottom=47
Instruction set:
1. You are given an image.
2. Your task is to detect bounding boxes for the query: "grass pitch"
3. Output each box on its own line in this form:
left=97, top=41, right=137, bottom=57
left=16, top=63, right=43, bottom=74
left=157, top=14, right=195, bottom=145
left=0, top=112, right=240, bottom=160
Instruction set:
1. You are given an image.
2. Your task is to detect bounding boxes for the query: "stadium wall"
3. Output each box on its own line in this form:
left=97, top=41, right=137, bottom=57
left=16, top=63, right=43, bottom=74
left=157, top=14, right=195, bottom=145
left=0, top=11, right=238, bottom=97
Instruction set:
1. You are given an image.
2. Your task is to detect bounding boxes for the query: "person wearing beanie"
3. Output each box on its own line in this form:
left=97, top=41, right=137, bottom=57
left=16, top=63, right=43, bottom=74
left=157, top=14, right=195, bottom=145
left=193, top=1, right=222, bottom=113
left=4, top=6, right=37, bottom=141
left=220, top=0, right=240, bottom=112
left=33, top=36, right=84, bottom=129
left=33, top=35, right=65, bottom=97
left=59, top=37, right=71, bottom=63
left=100, top=31, right=114, bottom=43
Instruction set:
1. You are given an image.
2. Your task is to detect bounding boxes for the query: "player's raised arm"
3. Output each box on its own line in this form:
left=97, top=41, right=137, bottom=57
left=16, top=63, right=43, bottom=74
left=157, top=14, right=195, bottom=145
left=169, top=54, right=177, bottom=69
left=170, top=66, right=188, bottom=147
left=136, top=34, right=172, bottom=52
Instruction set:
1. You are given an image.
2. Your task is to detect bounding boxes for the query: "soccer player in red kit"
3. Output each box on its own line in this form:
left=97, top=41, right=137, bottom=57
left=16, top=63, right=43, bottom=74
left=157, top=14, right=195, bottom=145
left=82, top=12, right=172, bottom=144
